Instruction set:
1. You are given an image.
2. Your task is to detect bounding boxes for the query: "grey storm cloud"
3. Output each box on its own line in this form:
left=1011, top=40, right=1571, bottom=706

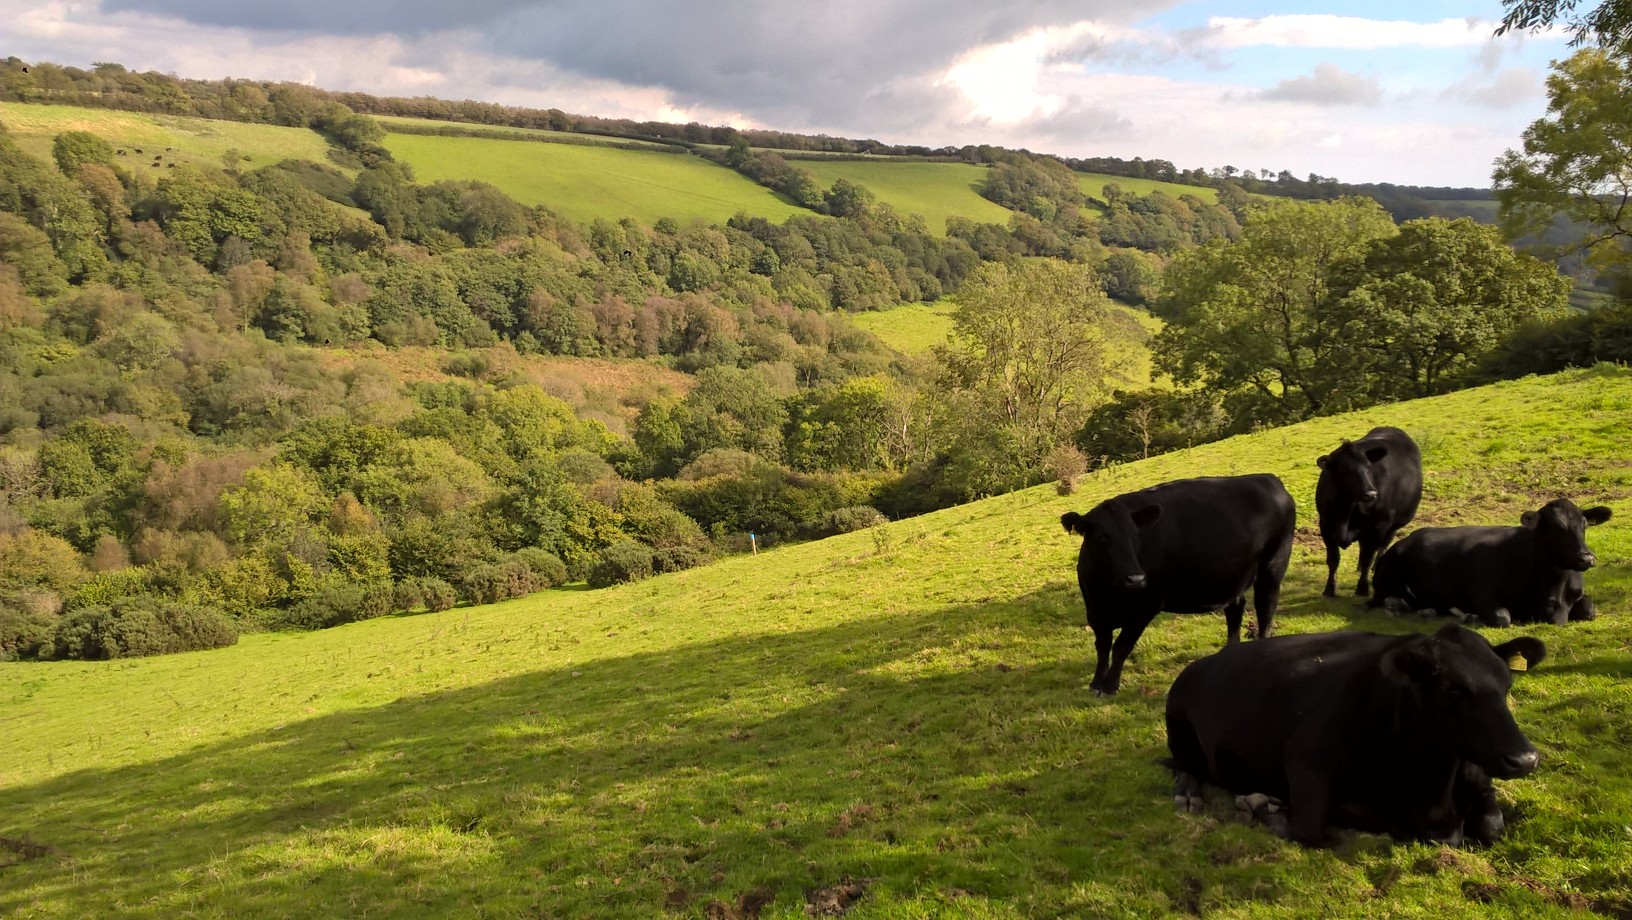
left=1257, top=63, right=1382, bottom=106
left=100, top=0, right=1180, bottom=126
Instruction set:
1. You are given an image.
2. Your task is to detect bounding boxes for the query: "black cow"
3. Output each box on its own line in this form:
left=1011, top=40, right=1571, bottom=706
left=1166, top=624, right=1545, bottom=847
left=1061, top=474, right=1295, bottom=696
left=1315, top=426, right=1422, bottom=597
left=1370, top=499, right=1612, bottom=626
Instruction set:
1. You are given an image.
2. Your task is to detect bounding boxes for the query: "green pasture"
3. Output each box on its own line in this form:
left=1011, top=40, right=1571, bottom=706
left=1078, top=171, right=1220, bottom=206
left=375, top=115, right=674, bottom=149
left=797, top=160, right=1015, bottom=234
left=382, top=133, right=807, bottom=227
left=0, top=102, right=335, bottom=174
left=4, top=367, right=1632, bottom=918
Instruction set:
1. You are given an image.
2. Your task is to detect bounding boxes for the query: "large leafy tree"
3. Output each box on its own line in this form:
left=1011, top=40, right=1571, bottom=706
left=1497, top=0, right=1632, bottom=47
left=1153, top=197, right=1397, bottom=424
left=1493, top=48, right=1632, bottom=273
left=940, top=259, right=1123, bottom=460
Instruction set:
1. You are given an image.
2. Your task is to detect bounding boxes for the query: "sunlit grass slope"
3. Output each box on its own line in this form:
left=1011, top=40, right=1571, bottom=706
left=383, top=133, right=808, bottom=227
left=0, top=102, right=335, bottom=174
left=1078, top=171, right=1220, bottom=205
left=3, top=367, right=1632, bottom=918
left=796, top=160, right=1015, bottom=234
left=375, top=114, right=673, bottom=148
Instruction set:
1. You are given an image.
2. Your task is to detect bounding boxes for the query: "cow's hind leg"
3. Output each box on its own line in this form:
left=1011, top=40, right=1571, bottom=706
left=1224, top=596, right=1247, bottom=644
left=1355, top=530, right=1392, bottom=597
left=1255, top=529, right=1293, bottom=640
left=1165, top=711, right=1208, bottom=813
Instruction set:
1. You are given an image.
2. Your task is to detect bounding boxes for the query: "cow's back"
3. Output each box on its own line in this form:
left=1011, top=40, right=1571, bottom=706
left=1133, top=474, right=1295, bottom=608
left=1366, top=427, right=1423, bottom=527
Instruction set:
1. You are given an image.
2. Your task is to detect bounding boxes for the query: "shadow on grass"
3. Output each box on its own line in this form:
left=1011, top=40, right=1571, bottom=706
left=1, top=589, right=1240, bottom=918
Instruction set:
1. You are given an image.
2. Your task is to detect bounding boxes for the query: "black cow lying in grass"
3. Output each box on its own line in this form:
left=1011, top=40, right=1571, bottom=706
left=1315, top=426, right=1422, bottom=598
left=1369, top=499, right=1612, bottom=626
left=1061, top=473, right=1295, bottom=696
left=1166, top=624, right=1545, bottom=847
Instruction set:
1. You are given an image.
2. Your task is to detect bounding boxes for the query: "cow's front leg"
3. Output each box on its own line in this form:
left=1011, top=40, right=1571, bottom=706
left=1285, top=762, right=1335, bottom=847
left=1223, top=596, right=1247, bottom=645
left=1099, top=612, right=1154, bottom=696
left=1089, top=625, right=1114, bottom=695
left=1355, top=534, right=1386, bottom=596
left=1322, top=542, right=1340, bottom=598
left=1455, top=763, right=1504, bottom=845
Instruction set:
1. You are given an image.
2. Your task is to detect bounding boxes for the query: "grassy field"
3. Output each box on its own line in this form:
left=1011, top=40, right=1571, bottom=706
left=383, top=133, right=807, bottom=227
left=375, top=115, right=674, bottom=149
left=1078, top=171, right=1220, bottom=206
left=4, top=367, right=1632, bottom=918
left=797, top=160, right=1015, bottom=234
left=850, top=299, right=1164, bottom=389
left=0, top=102, right=335, bottom=174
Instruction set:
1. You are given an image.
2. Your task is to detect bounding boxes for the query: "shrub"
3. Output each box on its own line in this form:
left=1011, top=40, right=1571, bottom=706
left=271, top=581, right=365, bottom=630
left=509, top=547, right=568, bottom=588
left=0, top=605, right=59, bottom=660
left=462, top=559, right=538, bottom=605
left=824, top=505, right=887, bottom=535
left=393, top=575, right=457, bottom=612
left=1047, top=444, right=1087, bottom=496
left=653, top=544, right=709, bottom=574
left=354, top=582, right=394, bottom=621
left=49, top=598, right=237, bottom=659
left=588, top=540, right=654, bottom=588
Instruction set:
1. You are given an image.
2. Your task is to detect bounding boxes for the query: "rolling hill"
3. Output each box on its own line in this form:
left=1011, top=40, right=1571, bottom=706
left=795, top=159, right=1016, bottom=233
left=0, top=101, right=335, bottom=175
left=3, top=366, right=1629, bottom=918
left=382, top=132, right=808, bottom=227
left=1078, top=171, right=1220, bottom=206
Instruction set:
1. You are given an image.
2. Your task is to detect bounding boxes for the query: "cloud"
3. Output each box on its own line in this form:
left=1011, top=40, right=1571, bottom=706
left=1440, top=65, right=1543, bottom=109
left=1257, top=63, right=1383, bottom=106
left=1200, top=15, right=1503, bottom=50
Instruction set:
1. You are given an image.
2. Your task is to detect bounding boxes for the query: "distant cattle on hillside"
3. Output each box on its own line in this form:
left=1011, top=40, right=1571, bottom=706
left=1166, top=624, right=1546, bottom=846
left=1315, top=426, right=1422, bottom=597
left=1060, top=473, right=1295, bottom=696
left=1370, top=498, right=1612, bottom=625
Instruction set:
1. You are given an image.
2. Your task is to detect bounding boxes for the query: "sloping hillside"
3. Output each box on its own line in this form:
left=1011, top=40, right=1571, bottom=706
left=382, top=132, right=808, bottom=226
left=795, top=159, right=1016, bottom=233
left=0, top=101, right=336, bottom=173
left=2, top=367, right=1630, bottom=918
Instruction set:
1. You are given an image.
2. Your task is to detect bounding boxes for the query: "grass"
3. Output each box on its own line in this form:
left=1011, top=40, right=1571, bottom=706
left=796, top=160, right=1015, bottom=234
left=4, top=367, right=1632, bottom=917
left=382, top=133, right=808, bottom=227
left=1078, top=172, right=1220, bottom=206
left=375, top=115, right=675, bottom=149
left=0, top=102, right=335, bottom=175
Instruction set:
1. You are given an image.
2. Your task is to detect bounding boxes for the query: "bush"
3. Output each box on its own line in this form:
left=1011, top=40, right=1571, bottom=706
left=49, top=598, right=237, bottom=659
left=355, top=582, right=394, bottom=621
left=824, top=505, right=887, bottom=535
left=395, top=575, right=457, bottom=612
left=270, top=581, right=368, bottom=630
left=588, top=540, right=654, bottom=588
left=462, top=559, right=538, bottom=605
left=509, top=548, right=568, bottom=588
left=1046, top=444, right=1087, bottom=496
left=653, top=544, right=709, bottom=574
left=0, top=605, right=59, bottom=660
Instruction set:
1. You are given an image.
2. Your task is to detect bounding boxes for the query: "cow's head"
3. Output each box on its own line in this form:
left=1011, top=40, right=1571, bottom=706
left=1380, top=624, right=1545, bottom=778
left=1061, top=498, right=1161, bottom=591
left=1520, top=499, right=1612, bottom=571
left=1317, top=438, right=1389, bottom=509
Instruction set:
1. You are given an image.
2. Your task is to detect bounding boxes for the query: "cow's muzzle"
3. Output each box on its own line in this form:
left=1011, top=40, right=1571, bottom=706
left=1491, top=749, right=1539, bottom=779
left=1574, top=552, right=1596, bottom=570
left=1122, top=574, right=1147, bottom=590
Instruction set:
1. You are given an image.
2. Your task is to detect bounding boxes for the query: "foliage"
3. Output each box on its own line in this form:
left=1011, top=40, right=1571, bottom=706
left=48, top=597, right=237, bottom=659
left=1497, top=0, right=1632, bottom=46
left=1494, top=47, right=1632, bottom=274
left=587, top=539, right=654, bottom=588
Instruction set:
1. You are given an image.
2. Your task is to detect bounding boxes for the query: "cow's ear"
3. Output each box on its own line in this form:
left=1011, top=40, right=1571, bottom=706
left=1584, top=506, right=1613, bottom=526
left=1492, top=637, right=1546, bottom=673
left=1520, top=510, right=1539, bottom=528
left=1365, top=446, right=1388, bottom=464
left=1381, top=635, right=1441, bottom=686
left=1131, top=504, right=1162, bottom=529
left=1061, top=512, right=1085, bottom=535
left=1315, top=455, right=1327, bottom=468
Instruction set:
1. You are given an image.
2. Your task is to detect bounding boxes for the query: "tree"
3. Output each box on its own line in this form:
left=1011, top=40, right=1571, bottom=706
left=1494, top=48, right=1632, bottom=273
left=1153, top=197, right=1398, bottom=425
left=1337, top=218, right=1571, bottom=399
left=940, top=259, right=1124, bottom=460
left=1497, top=0, right=1632, bottom=47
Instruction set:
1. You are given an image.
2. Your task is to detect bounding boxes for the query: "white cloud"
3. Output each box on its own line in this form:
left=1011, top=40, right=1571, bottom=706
left=1203, top=15, right=1505, bottom=50
left=1258, top=63, right=1383, bottom=106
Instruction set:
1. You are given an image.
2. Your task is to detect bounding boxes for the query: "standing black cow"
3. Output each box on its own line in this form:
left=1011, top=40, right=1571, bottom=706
left=1370, top=498, right=1612, bottom=626
left=1061, top=473, right=1295, bottom=696
left=1315, top=426, right=1422, bottom=597
left=1166, top=624, right=1546, bottom=847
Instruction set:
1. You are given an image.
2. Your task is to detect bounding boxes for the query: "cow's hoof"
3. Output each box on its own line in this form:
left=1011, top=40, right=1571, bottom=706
left=1091, top=687, right=1116, bottom=698
left=1572, top=599, right=1597, bottom=622
left=1381, top=596, right=1410, bottom=615
left=1486, top=609, right=1512, bottom=628
left=1467, top=808, right=1505, bottom=845
left=1174, top=793, right=1205, bottom=814
left=1322, top=586, right=1336, bottom=598
left=1261, top=810, right=1292, bottom=839
left=1354, top=585, right=1370, bottom=597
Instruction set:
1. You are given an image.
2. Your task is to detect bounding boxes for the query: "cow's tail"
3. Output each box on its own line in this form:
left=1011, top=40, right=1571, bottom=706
left=1061, top=511, right=1086, bottom=535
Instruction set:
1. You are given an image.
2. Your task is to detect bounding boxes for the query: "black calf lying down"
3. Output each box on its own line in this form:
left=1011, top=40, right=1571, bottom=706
left=1370, top=498, right=1611, bottom=626
left=1166, top=624, right=1545, bottom=847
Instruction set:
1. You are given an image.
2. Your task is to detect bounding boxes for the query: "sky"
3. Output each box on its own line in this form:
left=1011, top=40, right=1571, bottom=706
left=2, top=0, right=1574, bottom=187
